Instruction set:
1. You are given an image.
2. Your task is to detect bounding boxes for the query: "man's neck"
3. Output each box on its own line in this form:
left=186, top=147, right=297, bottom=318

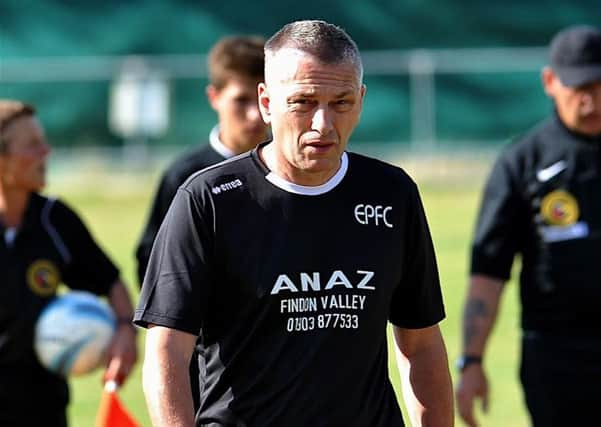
left=0, top=188, right=30, bottom=228
left=554, top=110, right=601, bottom=142
left=209, top=126, right=238, bottom=158
left=259, top=143, right=340, bottom=187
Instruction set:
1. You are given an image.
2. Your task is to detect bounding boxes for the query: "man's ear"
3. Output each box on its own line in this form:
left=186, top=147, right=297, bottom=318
left=360, top=84, right=367, bottom=106
left=258, top=82, right=271, bottom=124
left=206, top=84, right=220, bottom=111
left=541, top=67, right=557, bottom=98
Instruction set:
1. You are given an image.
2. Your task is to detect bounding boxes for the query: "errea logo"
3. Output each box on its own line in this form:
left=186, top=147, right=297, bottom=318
left=354, top=204, right=393, bottom=228
left=211, top=179, right=243, bottom=195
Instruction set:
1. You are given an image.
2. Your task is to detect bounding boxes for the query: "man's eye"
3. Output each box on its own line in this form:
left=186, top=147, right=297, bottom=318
left=333, top=99, right=354, bottom=110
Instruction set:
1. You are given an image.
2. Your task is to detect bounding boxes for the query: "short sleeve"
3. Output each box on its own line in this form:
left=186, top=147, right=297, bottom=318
left=470, top=153, right=524, bottom=280
left=389, top=181, right=445, bottom=329
left=134, top=187, right=213, bottom=336
left=50, top=200, right=119, bottom=295
left=135, top=169, right=183, bottom=286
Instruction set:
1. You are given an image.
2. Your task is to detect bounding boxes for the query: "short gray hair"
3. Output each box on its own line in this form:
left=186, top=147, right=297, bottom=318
left=265, top=20, right=363, bottom=82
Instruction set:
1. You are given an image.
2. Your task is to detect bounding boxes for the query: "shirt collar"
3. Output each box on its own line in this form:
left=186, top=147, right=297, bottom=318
left=264, top=152, right=349, bottom=196
left=209, top=125, right=237, bottom=159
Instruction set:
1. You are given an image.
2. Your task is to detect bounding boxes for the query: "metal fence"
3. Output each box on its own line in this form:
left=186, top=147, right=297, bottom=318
left=1, top=46, right=548, bottom=152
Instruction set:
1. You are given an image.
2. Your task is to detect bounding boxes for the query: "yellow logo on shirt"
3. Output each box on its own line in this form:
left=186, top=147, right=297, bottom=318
left=540, top=190, right=579, bottom=226
left=27, top=259, right=61, bottom=296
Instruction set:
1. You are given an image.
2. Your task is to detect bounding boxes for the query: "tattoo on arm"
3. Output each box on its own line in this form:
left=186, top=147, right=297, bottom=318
left=463, top=298, right=488, bottom=348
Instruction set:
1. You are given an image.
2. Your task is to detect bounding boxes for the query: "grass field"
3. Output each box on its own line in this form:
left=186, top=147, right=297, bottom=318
left=46, top=154, right=529, bottom=427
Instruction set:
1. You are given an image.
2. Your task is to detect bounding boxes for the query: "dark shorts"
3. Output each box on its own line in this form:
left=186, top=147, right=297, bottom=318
left=520, top=331, right=601, bottom=427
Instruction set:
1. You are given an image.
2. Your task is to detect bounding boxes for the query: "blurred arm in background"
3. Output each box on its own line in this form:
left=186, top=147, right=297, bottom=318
left=104, top=278, right=139, bottom=386
left=455, top=274, right=504, bottom=427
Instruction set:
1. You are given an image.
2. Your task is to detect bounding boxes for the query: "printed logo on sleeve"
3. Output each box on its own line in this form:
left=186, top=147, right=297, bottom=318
left=211, top=179, right=243, bottom=195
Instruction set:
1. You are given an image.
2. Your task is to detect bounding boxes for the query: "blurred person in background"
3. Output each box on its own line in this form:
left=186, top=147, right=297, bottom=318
left=135, top=34, right=269, bottom=286
left=135, top=19, right=453, bottom=427
left=0, top=100, right=138, bottom=426
left=456, top=25, right=601, bottom=427
left=134, top=34, right=269, bottom=415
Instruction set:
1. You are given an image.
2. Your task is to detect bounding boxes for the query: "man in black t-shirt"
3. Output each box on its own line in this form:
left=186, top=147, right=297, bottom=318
left=135, top=20, right=453, bottom=427
left=135, top=35, right=269, bottom=416
left=456, top=26, right=601, bottom=427
left=0, top=100, right=138, bottom=426
left=135, top=35, right=269, bottom=286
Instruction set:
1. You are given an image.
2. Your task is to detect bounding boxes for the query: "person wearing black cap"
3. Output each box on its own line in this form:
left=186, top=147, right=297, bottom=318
left=456, top=25, right=601, bottom=427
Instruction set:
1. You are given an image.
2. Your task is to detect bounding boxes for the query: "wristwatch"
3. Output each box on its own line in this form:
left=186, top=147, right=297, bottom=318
left=456, top=355, right=482, bottom=372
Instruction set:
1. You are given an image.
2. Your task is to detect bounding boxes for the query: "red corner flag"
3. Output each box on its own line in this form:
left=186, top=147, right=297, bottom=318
left=95, top=381, right=140, bottom=427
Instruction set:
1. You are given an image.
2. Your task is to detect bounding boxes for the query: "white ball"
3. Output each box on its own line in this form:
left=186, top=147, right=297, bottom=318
left=35, top=291, right=117, bottom=377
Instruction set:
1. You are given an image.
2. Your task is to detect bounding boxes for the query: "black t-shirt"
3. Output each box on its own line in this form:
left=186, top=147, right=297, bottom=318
left=0, top=193, right=119, bottom=423
left=471, top=114, right=601, bottom=335
left=135, top=145, right=445, bottom=427
left=135, top=143, right=226, bottom=285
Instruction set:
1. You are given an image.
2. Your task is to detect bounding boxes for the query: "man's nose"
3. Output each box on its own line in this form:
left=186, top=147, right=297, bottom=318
left=39, top=142, right=52, bottom=157
left=311, top=106, right=333, bottom=135
left=580, top=92, right=595, bottom=115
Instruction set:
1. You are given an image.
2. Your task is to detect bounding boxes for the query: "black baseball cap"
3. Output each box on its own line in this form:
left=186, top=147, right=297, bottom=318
left=549, top=25, right=601, bottom=87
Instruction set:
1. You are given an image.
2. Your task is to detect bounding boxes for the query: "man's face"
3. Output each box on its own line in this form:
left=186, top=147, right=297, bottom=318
left=543, top=68, right=601, bottom=135
left=207, top=77, right=269, bottom=154
left=0, top=115, right=50, bottom=192
left=258, top=49, right=365, bottom=184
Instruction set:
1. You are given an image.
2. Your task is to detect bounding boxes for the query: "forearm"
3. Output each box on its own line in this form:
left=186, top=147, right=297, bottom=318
left=143, top=358, right=195, bottom=426
left=104, top=279, right=138, bottom=384
left=394, top=326, right=454, bottom=427
left=143, top=325, right=196, bottom=427
left=108, top=279, right=136, bottom=322
left=461, top=274, right=504, bottom=357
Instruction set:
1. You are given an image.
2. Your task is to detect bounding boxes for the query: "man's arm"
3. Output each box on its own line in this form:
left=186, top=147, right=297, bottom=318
left=393, top=324, right=453, bottom=427
left=143, top=324, right=197, bottom=427
left=455, top=274, right=504, bottom=427
left=104, top=279, right=138, bottom=385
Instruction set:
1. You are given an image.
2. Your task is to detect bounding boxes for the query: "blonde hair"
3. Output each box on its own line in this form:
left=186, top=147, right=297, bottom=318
left=0, top=100, right=35, bottom=152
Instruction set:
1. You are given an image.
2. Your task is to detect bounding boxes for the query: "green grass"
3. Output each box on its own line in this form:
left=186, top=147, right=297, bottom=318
left=47, top=166, right=529, bottom=427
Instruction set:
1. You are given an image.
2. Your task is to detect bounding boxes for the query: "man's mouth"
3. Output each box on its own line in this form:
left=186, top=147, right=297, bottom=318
left=304, top=141, right=336, bottom=154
